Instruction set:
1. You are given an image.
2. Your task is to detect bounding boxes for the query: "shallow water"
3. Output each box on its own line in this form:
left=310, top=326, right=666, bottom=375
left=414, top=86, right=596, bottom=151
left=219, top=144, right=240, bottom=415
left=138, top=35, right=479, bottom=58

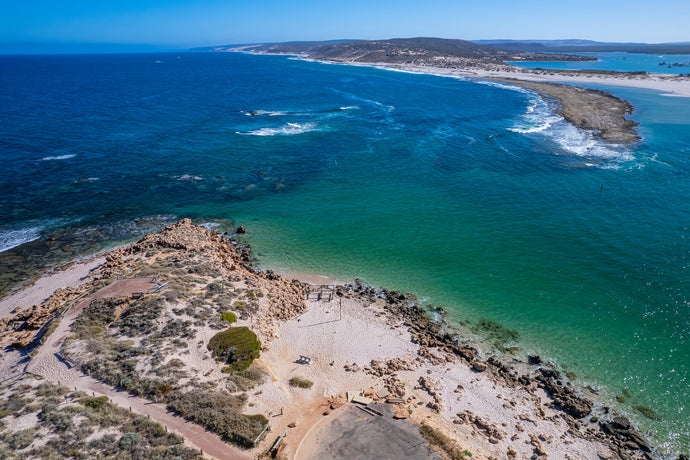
left=1, top=52, right=688, bottom=457
left=509, top=51, right=690, bottom=75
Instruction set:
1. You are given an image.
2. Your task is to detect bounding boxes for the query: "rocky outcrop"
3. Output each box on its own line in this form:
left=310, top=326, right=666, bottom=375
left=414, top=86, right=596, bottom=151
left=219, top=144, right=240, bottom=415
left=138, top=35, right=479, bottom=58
left=455, top=410, right=507, bottom=442
left=536, top=368, right=592, bottom=419
left=0, top=286, right=84, bottom=348
left=600, top=417, right=652, bottom=454
left=367, top=357, right=418, bottom=377
left=2, top=219, right=308, bottom=351
left=417, top=375, right=443, bottom=411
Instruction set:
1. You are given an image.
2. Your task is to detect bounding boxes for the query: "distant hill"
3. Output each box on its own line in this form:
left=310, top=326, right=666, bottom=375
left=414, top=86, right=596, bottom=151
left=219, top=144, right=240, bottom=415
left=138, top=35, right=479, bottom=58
left=203, top=37, right=594, bottom=65
left=473, top=39, right=646, bottom=47
left=309, top=37, right=513, bottom=62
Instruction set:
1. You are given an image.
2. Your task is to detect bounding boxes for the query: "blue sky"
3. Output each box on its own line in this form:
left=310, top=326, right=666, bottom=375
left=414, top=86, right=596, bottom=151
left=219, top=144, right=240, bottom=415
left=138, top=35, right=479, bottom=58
left=1, top=0, right=688, bottom=50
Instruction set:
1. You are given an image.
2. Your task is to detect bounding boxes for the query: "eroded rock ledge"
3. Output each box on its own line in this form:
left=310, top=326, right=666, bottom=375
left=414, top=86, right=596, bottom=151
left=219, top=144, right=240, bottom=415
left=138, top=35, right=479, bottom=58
left=486, top=77, right=641, bottom=143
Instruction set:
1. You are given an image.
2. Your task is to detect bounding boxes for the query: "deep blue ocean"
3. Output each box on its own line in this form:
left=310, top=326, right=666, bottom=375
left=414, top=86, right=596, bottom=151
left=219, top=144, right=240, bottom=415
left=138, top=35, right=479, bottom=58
left=1, top=52, right=689, bottom=457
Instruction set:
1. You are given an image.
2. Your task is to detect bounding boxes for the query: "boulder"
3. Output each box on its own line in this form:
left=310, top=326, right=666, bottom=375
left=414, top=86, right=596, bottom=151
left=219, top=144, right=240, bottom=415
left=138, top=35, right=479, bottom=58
left=473, top=361, right=487, bottom=372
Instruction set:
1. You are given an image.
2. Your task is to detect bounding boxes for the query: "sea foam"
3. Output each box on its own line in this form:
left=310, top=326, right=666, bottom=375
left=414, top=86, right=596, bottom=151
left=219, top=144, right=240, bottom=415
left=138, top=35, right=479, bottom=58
left=0, top=227, right=43, bottom=252
left=42, top=154, right=76, bottom=161
left=238, top=122, right=318, bottom=137
left=507, top=92, right=634, bottom=166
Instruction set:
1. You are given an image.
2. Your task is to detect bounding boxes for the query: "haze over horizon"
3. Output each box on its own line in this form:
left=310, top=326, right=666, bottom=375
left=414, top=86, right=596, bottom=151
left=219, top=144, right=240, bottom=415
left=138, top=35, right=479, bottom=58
left=1, top=0, right=689, bottom=53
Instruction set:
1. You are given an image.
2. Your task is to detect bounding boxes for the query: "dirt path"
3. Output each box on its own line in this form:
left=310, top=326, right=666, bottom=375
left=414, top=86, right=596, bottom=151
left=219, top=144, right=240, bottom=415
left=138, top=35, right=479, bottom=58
left=25, top=278, right=251, bottom=460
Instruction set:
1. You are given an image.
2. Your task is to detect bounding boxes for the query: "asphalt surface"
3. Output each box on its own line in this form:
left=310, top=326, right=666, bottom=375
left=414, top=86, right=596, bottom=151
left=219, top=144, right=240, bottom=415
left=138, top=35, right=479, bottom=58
left=301, top=403, right=443, bottom=460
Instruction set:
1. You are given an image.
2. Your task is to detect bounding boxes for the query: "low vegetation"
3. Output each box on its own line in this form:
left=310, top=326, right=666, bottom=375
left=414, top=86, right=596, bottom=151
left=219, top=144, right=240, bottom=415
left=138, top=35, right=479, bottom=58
left=166, top=390, right=267, bottom=441
left=226, top=365, right=267, bottom=391
left=0, top=380, right=202, bottom=460
left=63, top=229, right=273, bottom=449
left=288, top=376, right=314, bottom=389
left=420, top=424, right=471, bottom=460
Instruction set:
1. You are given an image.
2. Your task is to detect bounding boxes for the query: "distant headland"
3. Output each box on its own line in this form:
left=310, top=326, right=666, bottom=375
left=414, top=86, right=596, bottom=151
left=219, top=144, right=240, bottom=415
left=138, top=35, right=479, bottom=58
left=200, top=37, right=690, bottom=143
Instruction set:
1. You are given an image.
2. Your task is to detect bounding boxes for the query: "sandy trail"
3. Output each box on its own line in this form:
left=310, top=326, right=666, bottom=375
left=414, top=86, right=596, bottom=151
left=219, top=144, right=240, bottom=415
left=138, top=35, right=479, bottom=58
left=23, top=277, right=251, bottom=460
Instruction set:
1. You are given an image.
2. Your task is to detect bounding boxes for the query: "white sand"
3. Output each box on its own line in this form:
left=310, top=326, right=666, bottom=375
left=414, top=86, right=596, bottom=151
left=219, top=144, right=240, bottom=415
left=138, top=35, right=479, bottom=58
left=336, top=60, right=690, bottom=98
left=470, top=67, right=690, bottom=98
left=256, top=294, right=615, bottom=459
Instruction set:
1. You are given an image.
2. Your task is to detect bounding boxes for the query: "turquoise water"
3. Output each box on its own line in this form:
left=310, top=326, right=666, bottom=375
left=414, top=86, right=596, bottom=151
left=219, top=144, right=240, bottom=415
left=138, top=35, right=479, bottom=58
left=509, top=51, right=690, bottom=75
left=1, top=52, right=688, bottom=457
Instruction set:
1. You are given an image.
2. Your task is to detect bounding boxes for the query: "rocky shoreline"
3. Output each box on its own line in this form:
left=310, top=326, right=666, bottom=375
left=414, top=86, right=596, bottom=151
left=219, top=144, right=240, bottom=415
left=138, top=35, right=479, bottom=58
left=303, top=58, right=644, bottom=144
left=485, top=77, right=640, bottom=143
left=0, top=220, right=670, bottom=459
left=334, top=280, right=656, bottom=459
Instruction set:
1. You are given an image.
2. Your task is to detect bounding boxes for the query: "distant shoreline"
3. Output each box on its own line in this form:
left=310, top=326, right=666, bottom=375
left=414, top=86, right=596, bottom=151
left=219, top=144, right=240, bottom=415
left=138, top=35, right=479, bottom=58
left=290, top=57, right=689, bottom=143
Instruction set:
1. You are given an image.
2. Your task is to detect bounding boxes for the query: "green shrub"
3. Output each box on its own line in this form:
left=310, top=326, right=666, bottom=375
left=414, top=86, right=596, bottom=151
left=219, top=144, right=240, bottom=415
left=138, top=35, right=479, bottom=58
left=119, top=432, right=142, bottom=450
left=207, top=327, right=261, bottom=372
left=155, top=384, right=174, bottom=397
left=289, top=376, right=314, bottom=389
left=233, top=301, right=246, bottom=310
left=73, top=297, right=130, bottom=338
left=221, top=311, right=237, bottom=324
left=82, top=396, right=109, bottom=410
left=6, top=427, right=37, bottom=450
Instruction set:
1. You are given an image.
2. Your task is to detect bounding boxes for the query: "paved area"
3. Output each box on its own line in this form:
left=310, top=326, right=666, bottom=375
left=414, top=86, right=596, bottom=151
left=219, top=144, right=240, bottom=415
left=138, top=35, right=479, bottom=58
left=297, top=404, right=442, bottom=460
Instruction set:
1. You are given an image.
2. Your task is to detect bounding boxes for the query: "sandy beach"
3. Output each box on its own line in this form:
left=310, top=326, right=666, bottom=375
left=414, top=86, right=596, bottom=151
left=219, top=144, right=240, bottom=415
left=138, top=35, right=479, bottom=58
left=344, top=61, right=690, bottom=98
left=255, top=293, right=624, bottom=459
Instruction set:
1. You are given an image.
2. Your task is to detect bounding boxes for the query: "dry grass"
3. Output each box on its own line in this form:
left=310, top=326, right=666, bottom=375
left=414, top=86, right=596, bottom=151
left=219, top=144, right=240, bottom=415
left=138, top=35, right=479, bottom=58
left=288, top=376, right=314, bottom=389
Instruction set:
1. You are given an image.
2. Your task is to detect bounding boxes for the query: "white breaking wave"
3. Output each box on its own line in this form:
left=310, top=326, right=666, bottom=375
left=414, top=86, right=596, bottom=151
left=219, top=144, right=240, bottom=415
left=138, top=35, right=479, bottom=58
left=199, top=222, right=221, bottom=231
left=549, top=123, right=635, bottom=165
left=506, top=93, right=634, bottom=166
left=42, top=154, right=76, bottom=161
left=177, top=174, right=203, bottom=181
left=507, top=94, right=561, bottom=134
left=238, top=122, right=319, bottom=137
left=242, top=110, right=287, bottom=116
left=0, top=227, right=43, bottom=252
